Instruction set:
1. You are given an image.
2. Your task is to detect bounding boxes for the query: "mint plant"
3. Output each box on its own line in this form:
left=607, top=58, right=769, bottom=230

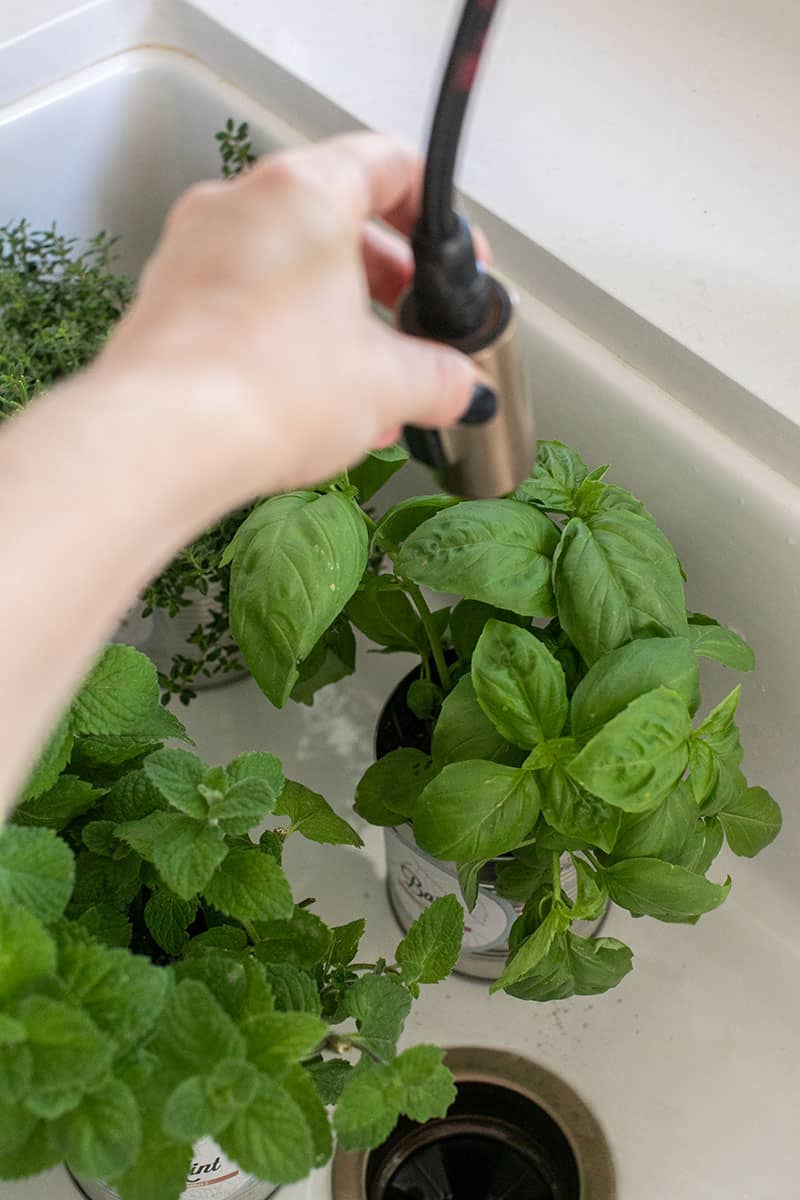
left=226, top=440, right=782, bottom=1000
left=1, top=644, right=461, bottom=1196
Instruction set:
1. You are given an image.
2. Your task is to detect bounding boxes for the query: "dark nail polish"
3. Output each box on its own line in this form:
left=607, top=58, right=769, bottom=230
left=460, top=384, right=498, bottom=426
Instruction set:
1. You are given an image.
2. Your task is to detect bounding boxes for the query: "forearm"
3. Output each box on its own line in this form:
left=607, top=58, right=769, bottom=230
left=0, top=365, right=255, bottom=812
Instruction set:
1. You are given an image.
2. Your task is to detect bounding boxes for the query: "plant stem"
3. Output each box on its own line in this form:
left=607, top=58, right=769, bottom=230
left=405, top=582, right=451, bottom=690
left=359, top=507, right=378, bottom=536
left=242, top=919, right=260, bottom=945
left=551, top=853, right=562, bottom=904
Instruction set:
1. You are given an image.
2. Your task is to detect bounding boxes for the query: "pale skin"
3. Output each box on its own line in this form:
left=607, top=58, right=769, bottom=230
left=0, top=133, right=483, bottom=815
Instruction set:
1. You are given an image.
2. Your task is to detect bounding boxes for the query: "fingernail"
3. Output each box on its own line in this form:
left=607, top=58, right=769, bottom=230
left=459, top=384, right=498, bottom=426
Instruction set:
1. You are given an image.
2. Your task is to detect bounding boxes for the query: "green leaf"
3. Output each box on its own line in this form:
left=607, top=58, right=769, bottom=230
left=60, top=1078, right=141, bottom=1178
left=220, top=1078, right=314, bottom=1184
left=349, top=443, right=409, bottom=502
left=173, top=952, right=249, bottom=1021
left=153, top=981, right=244, bottom=1077
left=456, top=859, right=485, bottom=911
left=392, top=1044, right=456, bottom=1123
left=334, top=1062, right=403, bottom=1150
left=346, top=575, right=425, bottom=653
left=0, top=904, right=56, bottom=1001
left=570, top=637, right=701, bottom=738
left=570, top=857, right=608, bottom=921
left=690, top=687, right=746, bottom=814
left=396, top=895, right=464, bottom=985
left=163, top=1058, right=260, bottom=1143
left=243, top=1012, right=328, bottom=1074
left=346, top=973, right=412, bottom=1063
left=76, top=905, right=132, bottom=948
left=14, top=775, right=103, bottom=831
left=0, top=826, right=75, bottom=923
left=396, top=499, right=559, bottom=617
left=228, top=492, right=368, bottom=707
left=18, top=713, right=73, bottom=804
left=72, top=734, right=164, bottom=770
left=448, top=599, right=529, bottom=663
left=601, top=858, right=731, bottom=920
left=153, top=817, right=228, bottom=901
left=0, top=1115, right=62, bottom=1180
left=226, top=752, right=285, bottom=793
left=612, top=779, right=698, bottom=862
left=568, top=687, right=691, bottom=811
left=686, top=618, right=755, bottom=671
left=573, top=479, right=655, bottom=523
left=0, top=1042, right=32, bottom=1105
left=116, top=811, right=177, bottom=860
left=282, top=1065, right=332, bottom=1166
left=513, top=441, right=590, bottom=513
left=262, top=963, right=322, bottom=1015
left=143, top=749, right=207, bottom=817
left=307, top=1058, right=352, bottom=1104
left=531, top=741, right=621, bottom=853
left=504, top=932, right=633, bottom=1001
left=491, top=908, right=569, bottom=992
left=185, top=926, right=248, bottom=956
left=111, top=1139, right=190, bottom=1200
left=18, top=995, right=113, bottom=1103
left=415, top=762, right=540, bottom=862
left=718, top=786, right=782, bottom=857
left=104, top=771, right=166, bottom=822
left=291, top=613, right=357, bottom=705
left=0, top=1015, right=26, bottom=1047
left=144, top=891, right=198, bottom=956
left=406, top=679, right=442, bottom=720
left=277, top=780, right=363, bottom=846
left=329, top=918, right=366, bottom=966
left=210, top=777, right=278, bottom=835
left=432, top=675, right=517, bottom=768
left=203, top=848, right=293, bottom=922
left=71, top=645, right=177, bottom=738
left=373, top=495, right=459, bottom=555
left=553, top=512, right=687, bottom=666
left=472, top=620, right=567, bottom=748
left=70, top=849, right=141, bottom=914
left=81, top=820, right=124, bottom=858
left=252, top=907, right=332, bottom=969
left=355, top=749, right=437, bottom=826
left=58, top=937, right=171, bottom=1054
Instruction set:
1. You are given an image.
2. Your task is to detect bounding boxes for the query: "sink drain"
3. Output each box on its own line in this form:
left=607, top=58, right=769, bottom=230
left=332, top=1048, right=615, bottom=1200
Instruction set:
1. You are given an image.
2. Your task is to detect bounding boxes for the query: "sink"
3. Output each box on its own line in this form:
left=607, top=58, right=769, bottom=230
left=1, top=7, right=798, bottom=1198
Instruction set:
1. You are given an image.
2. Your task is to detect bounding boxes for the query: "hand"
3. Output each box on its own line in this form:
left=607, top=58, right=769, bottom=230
left=95, top=133, right=481, bottom=501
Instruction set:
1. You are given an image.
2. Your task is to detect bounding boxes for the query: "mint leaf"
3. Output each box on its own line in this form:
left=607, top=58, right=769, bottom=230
left=116, top=811, right=177, bottom=860
left=432, top=674, right=519, bottom=769
left=174, top=952, right=249, bottom=1021
left=220, top=1078, right=314, bottom=1183
left=568, top=687, right=691, bottom=812
left=226, top=751, right=284, bottom=794
left=355, top=750, right=436, bottom=826
left=395, top=895, right=464, bottom=985
left=0, top=1015, right=26, bottom=1045
left=307, top=1058, right=352, bottom=1104
left=58, top=938, right=171, bottom=1054
left=71, top=645, right=177, bottom=738
left=252, top=908, right=332, bottom=970
left=396, top=500, right=558, bottom=617
left=472, top=620, right=567, bottom=748
left=163, top=1058, right=260, bottom=1142
left=105, top=771, right=166, bottom=822
left=602, top=858, right=731, bottom=921
left=112, top=1139, right=190, bottom=1200
left=346, top=974, right=411, bottom=1063
left=153, top=817, right=228, bottom=901
left=0, top=904, right=56, bottom=1001
left=392, top=1044, right=455, bottom=1123
left=18, top=713, right=73, bottom=804
left=718, top=786, right=782, bottom=857
left=262, top=964, right=322, bottom=1015
left=243, top=1012, right=328, bottom=1074
left=153, top=981, right=244, bottom=1078
left=0, top=826, right=75, bottom=923
left=18, top=995, right=113, bottom=1103
left=0, top=1114, right=61, bottom=1179
left=82, top=820, right=125, bottom=857
left=334, top=1062, right=403, bottom=1150
left=60, top=1078, right=141, bottom=1178
left=14, top=776, right=103, bottom=831
left=570, top=637, right=700, bottom=738
left=143, top=749, right=207, bottom=817
left=211, top=777, right=277, bottom=835
left=513, top=440, right=589, bottom=513
left=76, top=905, right=132, bottom=948
left=203, top=848, right=293, bottom=922
left=276, top=780, right=362, bottom=847
left=283, top=1065, right=332, bottom=1166
left=144, top=891, right=198, bottom=956
left=414, top=762, right=540, bottom=862
left=328, top=918, right=366, bottom=967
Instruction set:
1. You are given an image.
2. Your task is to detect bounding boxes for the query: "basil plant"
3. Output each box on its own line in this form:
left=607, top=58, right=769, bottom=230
left=226, top=441, right=782, bottom=1001
left=0, top=645, right=462, bottom=1197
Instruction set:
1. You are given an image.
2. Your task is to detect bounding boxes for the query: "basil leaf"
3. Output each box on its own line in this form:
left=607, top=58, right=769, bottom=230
left=448, top=599, right=530, bottom=663
left=373, top=495, right=459, bottom=556
left=718, top=786, right=782, bottom=857
left=573, top=480, right=656, bottom=523
left=396, top=500, right=559, bottom=617
left=490, top=908, right=569, bottom=993
left=456, top=859, right=485, bottom=911
left=686, top=617, right=755, bottom=671
left=291, top=614, right=356, bottom=705
left=414, top=761, right=540, bottom=862
left=531, top=742, right=621, bottom=854
left=432, top=675, right=518, bottom=768
left=570, top=637, right=700, bottom=738
left=553, top=512, right=687, bottom=666
left=228, top=492, right=367, bottom=707
left=513, top=441, right=590, bottom=513
left=472, top=620, right=567, bottom=748
left=601, top=858, right=730, bottom=920
left=355, top=750, right=436, bottom=826
left=568, top=687, right=691, bottom=812
left=349, top=444, right=409, bottom=502
left=611, top=779, right=698, bottom=862
left=346, top=575, right=425, bottom=653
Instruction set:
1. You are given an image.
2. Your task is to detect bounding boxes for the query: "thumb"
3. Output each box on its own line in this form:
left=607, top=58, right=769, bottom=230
left=368, top=323, right=477, bottom=430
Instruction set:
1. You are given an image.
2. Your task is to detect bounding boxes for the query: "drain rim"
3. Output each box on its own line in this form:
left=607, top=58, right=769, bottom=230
left=331, top=1046, right=616, bottom=1200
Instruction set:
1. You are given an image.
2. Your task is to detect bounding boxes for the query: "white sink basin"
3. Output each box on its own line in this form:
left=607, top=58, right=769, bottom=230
left=1, top=10, right=798, bottom=1199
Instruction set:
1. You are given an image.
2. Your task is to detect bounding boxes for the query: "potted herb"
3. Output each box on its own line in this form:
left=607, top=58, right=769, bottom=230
left=225, top=440, right=783, bottom=999
left=0, top=121, right=258, bottom=704
left=0, top=643, right=462, bottom=1199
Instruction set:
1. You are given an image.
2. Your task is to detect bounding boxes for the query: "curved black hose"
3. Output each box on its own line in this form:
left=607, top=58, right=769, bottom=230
left=419, top=0, right=501, bottom=243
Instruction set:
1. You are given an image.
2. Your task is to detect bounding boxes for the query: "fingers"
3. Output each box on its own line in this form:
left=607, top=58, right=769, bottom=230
left=361, top=223, right=414, bottom=309
left=367, top=323, right=476, bottom=430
